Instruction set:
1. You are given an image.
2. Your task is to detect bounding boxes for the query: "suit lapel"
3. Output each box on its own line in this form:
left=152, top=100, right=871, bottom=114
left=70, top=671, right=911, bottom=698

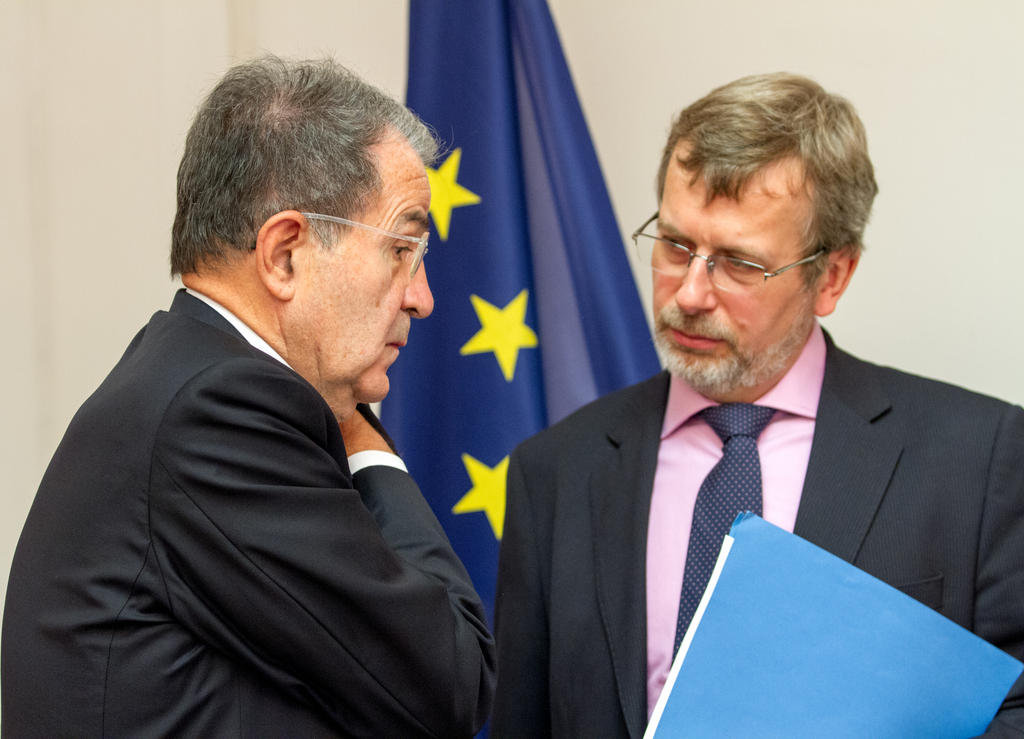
left=589, top=373, right=669, bottom=739
left=795, top=337, right=902, bottom=563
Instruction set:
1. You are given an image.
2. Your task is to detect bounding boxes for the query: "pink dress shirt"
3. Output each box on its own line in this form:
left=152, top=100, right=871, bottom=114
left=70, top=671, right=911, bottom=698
left=644, top=323, right=827, bottom=716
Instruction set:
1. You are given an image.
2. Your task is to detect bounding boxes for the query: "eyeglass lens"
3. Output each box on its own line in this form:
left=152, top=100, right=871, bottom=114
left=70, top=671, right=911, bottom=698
left=634, top=235, right=767, bottom=293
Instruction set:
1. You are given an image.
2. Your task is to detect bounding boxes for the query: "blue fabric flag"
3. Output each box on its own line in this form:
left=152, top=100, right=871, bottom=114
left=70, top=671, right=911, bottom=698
left=383, top=0, right=660, bottom=622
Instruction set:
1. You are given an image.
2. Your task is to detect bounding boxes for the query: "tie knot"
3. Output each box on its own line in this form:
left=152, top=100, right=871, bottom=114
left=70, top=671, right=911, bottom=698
left=700, top=403, right=775, bottom=442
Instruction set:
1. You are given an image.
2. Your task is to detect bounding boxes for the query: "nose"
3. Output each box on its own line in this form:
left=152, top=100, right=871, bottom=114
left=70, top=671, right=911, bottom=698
left=403, top=263, right=434, bottom=318
left=673, top=256, right=718, bottom=314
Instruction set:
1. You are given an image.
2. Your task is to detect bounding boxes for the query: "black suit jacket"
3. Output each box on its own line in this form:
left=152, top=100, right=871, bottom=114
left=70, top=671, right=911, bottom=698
left=2, top=291, right=495, bottom=737
left=492, top=335, right=1024, bottom=737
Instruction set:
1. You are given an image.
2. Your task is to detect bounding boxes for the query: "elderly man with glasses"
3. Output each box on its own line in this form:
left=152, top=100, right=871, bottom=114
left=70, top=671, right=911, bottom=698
left=492, top=72, right=1024, bottom=737
left=2, top=57, right=494, bottom=737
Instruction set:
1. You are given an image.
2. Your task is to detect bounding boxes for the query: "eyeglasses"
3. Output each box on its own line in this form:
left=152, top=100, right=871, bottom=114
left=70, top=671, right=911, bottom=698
left=301, top=212, right=429, bottom=278
left=631, top=212, right=823, bottom=294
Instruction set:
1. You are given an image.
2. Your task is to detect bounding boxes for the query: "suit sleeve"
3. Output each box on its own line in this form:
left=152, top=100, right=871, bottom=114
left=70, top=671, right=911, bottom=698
left=979, top=405, right=1024, bottom=736
left=491, top=445, right=552, bottom=738
left=147, top=357, right=494, bottom=737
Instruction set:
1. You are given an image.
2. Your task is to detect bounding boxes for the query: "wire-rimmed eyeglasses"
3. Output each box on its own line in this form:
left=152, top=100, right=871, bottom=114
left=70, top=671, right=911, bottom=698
left=631, top=212, right=822, bottom=293
left=301, top=212, right=429, bottom=278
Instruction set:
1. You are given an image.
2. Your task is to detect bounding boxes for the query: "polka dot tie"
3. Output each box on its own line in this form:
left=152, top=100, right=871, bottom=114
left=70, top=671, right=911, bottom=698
left=673, top=403, right=776, bottom=655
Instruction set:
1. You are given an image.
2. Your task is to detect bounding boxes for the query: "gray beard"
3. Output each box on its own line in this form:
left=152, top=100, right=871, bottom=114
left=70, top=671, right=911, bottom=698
left=654, top=304, right=814, bottom=400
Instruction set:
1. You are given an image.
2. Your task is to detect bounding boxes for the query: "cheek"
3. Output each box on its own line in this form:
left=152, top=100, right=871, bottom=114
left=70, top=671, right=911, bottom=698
left=740, top=294, right=806, bottom=348
left=651, top=275, right=678, bottom=313
left=346, top=276, right=391, bottom=321
left=354, top=284, right=404, bottom=344
left=713, top=295, right=763, bottom=342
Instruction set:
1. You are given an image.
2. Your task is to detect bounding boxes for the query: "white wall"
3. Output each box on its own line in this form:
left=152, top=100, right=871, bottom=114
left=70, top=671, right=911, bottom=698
left=3, top=0, right=1021, bottom=666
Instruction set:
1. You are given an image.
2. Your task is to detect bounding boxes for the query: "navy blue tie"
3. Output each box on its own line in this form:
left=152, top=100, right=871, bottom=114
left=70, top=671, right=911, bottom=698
left=674, top=403, right=776, bottom=654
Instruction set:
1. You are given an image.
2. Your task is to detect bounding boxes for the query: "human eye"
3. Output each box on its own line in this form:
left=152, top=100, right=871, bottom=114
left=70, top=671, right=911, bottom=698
left=657, top=237, right=693, bottom=264
left=388, top=240, right=415, bottom=263
left=718, top=255, right=766, bottom=284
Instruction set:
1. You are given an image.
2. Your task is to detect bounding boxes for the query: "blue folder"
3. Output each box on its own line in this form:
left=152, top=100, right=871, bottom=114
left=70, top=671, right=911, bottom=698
left=646, top=513, right=1023, bottom=738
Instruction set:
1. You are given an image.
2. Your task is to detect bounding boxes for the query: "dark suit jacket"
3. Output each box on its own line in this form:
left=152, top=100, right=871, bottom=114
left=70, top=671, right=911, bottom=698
left=492, top=335, right=1024, bottom=738
left=2, top=291, right=495, bottom=737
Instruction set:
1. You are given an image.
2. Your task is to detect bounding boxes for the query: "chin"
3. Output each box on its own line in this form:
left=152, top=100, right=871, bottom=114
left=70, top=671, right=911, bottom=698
left=353, top=375, right=390, bottom=405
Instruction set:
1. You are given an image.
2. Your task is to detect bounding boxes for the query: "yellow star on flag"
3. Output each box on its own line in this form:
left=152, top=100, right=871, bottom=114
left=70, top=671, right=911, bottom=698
left=426, top=148, right=481, bottom=240
left=460, top=290, right=538, bottom=382
left=453, top=453, right=508, bottom=540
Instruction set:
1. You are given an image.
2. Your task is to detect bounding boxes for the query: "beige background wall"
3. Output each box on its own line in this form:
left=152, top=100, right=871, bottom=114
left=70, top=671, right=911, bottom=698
left=2, top=0, right=1022, bottom=671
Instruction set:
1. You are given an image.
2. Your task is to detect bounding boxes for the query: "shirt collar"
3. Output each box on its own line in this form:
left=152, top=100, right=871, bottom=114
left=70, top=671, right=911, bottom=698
left=184, top=287, right=292, bottom=370
left=661, top=322, right=826, bottom=438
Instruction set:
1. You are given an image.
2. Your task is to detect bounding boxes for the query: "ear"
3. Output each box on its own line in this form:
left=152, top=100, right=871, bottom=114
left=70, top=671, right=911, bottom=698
left=813, top=249, right=859, bottom=317
left=253, top=210, right=311, bottom=302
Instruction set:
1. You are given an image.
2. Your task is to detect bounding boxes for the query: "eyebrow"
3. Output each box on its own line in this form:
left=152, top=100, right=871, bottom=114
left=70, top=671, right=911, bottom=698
left=397, top=210, right=430, bottom=232
left=656, top=217, right=691, bottom=244
left=656, top=218, right=769, bottom=265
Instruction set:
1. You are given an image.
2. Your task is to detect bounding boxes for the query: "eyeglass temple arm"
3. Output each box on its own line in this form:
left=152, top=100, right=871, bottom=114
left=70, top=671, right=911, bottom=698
left=764, top=249, right=825, bottom=280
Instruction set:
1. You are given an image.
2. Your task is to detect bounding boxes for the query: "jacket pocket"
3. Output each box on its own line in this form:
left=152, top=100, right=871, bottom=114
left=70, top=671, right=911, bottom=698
left=893, top=572, right=944, bottom=611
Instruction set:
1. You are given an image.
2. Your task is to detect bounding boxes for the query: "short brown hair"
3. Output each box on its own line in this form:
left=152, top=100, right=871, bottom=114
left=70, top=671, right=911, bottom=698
left=657, top=73, right=878, bottom=271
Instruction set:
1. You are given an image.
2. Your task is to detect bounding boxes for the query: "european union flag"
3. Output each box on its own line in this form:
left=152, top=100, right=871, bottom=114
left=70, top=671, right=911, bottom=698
left=383, top=0, right=659, bottom=622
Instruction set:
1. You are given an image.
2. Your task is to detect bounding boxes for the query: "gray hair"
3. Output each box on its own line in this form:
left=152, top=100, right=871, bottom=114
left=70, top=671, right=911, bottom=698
left=171, top=55, right=438, bottom=276
left=656, top=73, right=878, bottom=279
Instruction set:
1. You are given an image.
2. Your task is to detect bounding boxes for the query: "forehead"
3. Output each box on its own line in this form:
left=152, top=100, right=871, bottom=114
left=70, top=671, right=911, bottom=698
left=666, top=150, right=810, bottom=218
left=661, top=151, right=813, bottom=257
left=362, top=135, right=431, bottom=229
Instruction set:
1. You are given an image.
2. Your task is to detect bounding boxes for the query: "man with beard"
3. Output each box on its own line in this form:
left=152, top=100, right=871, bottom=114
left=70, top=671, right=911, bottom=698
left=491, top=73, right=1024, bottom=737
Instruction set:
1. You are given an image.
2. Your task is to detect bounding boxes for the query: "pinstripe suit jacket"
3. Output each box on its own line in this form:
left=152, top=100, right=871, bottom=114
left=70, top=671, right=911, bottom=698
left=493, top=334, right=1024, bottom=737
